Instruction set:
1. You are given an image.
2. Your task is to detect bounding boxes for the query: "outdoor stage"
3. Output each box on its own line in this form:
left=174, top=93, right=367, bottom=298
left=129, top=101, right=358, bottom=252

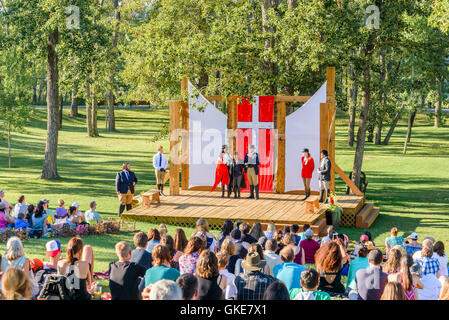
left=121, top=190, right=374, bottom=236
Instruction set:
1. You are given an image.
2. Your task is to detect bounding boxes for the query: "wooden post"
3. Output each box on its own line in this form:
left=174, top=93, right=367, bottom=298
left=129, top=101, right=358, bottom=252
left=276, top=101, right=286, bottom=193
left=326, top=67, right=336, bottom=193
left=169, top=100, right=181, bottom=196
left=181, top=78, right=189, bottom=190
left=320, top=103, right=329, bottom=155
left=227, top=96, right=238, bottom=155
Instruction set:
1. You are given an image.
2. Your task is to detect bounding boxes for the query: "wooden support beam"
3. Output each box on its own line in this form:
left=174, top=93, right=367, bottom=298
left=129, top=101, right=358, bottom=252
left=320, top=103, right=329, bottom=154
left=206, top=95, right=227, bottom=102
left=227, top=96, right=238, bottom=155
left=181, top=78, right=189, bottom=190
left=274, top=95, right=312, bottom=103
left=276, top=100, right=286, bottom=193
left=169, top=100, right=181, bottom=195
left=334, top=163, right=364, bottom=197
left=326, top=67, right=336, bottom=193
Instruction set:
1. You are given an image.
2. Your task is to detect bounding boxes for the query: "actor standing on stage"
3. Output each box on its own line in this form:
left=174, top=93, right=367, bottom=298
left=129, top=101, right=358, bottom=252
left=244, top=145, right=260, bottom=200
left=229, top=152, right=246, bottom=198
left=116, top=162, right=138, bottom=217
left=211, top=145, right=233, bottom=197
left=317, top=150, right=331, bottom=203
left=153, top=145, right=168, bottom=196
left=301, top=148, right=315, bottom=200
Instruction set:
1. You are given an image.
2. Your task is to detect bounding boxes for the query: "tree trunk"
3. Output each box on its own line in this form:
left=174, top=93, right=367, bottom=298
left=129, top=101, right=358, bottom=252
left=58, top=94, right=63, bottom=130
left=375, top=52, right=386, bottom=145
left=106, top=85, right=116, bottom=131
left=374, top=117, right=383, bottom=144
left=403, top=108, right=417, bottom=155
left=7, top=121, right=11, bottom=169
left=32, top=85, right=37, bottom=104
left=85, top=79, right=94, bottom=137
left=382, top=108, right=403, bottom=145
left=367, top=121, right=374, bottom=142
left=348, top=67, right=357, bottom=147
left=434, top=80, right=442, bottom=128
left=91, top=82, right=99, bottom=137
left=70, top=89, right=78, bottom=117
left=106, top=0, right=120, bottom=132
left=41, top=29, right=60, bottom=180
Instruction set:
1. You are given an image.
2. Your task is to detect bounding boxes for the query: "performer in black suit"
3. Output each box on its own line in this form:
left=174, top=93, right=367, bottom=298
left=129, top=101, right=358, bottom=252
left=244, top=145, right=260, bottom=200
left=317, top=150, right=331, bottom=203
left=115, top=162, right=138, bottom=217
left=229, top=152, right=246, bottom=198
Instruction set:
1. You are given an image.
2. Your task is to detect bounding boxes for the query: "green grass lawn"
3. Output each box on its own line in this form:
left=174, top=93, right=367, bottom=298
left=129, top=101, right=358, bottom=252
left=1, top=107, right=448, bottom=281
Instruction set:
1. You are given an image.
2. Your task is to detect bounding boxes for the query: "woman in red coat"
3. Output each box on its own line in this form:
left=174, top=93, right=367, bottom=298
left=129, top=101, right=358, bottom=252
left=211, top=145, right=232, bottom=197
left=301, top=148, right=315, bottom=200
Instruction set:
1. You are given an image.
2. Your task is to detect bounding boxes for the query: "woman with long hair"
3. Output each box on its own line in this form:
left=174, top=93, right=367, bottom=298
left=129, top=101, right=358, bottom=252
left=1, top=237, right=31, bottom=278
left=146, top=228, right=161, bottom=254
left=217, top=220, right=233, bottom=249
left=220, top=238, right=239, bottom=274
left=249, top=222, right=265, bottom=241
left=282, top=233, right=305, bottom=265
left=57, top=237, right=94, bottom=300
left=179, top=236, right=204, bottom=275
left=144, top=244, right=180, bottom=287
left=173, top=228, right=188, bottom=252
left=264, top=222, right=276, bottom=239
left=30, top=201, right=48, bottom=238
left=385, top=227, right=404, bottom=255
left=301, top=148, right=315, bottom=200
left=195, top=219, right=217, bottom=252
left=433, top=241, right=448, bottom=278
left=381, top=282, right=407, bottom=300
left=314, top=239, right=349, bottom=296
left=160, top=235, right=182, bottom=269
left=388, top=255, right=418, bottom=300
left=1, top=267, right=31, bottom=300
left=195, top=250, right=224, bottom=300
left=383, top=248, right=402, bottom=274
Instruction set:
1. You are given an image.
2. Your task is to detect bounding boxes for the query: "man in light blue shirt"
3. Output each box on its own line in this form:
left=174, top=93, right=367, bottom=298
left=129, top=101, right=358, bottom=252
left=85, top=201, right=103, bottom=225
left=273, top=247, right=307, bottom=291
left=153, top=146, right=168, bottom=196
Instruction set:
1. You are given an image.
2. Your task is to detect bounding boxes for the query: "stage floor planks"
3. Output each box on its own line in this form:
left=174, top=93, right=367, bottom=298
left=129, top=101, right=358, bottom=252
left=121, top=190, right=367, bottom=234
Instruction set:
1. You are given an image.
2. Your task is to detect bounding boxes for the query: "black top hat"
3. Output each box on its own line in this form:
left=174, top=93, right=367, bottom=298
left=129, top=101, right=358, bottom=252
left=321, top=150, right=328, bottom=156
left=303, top=148, right=309, bottom=153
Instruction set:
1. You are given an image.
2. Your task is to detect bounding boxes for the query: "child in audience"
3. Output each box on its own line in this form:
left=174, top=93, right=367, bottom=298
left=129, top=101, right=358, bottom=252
left=290, top=268, right=331, bottom=300
left=216, top=250, right=237, bottom=299
left=85, top=201, right=103, bottom=225
left=109, top=241, right=146, bottom=300
left=14, top=212, right=29, bottom=230
left=56, top=199, right=67, bottom=219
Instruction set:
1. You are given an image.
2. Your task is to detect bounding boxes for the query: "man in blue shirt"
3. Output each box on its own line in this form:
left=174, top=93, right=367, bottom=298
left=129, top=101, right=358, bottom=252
left=116, top=162, right=138, bottom=217
left=273, top=247, right=307, bottom=291
left=152, top=146, right=168, bottom=196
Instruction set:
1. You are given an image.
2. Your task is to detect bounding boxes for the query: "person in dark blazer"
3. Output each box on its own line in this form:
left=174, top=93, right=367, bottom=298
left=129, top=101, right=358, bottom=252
left=244, top=145, right=260, bottom=199
left=116, top=162, right=138, bottom=216
left=317, top=150, right=331, bottom=203
left=229, top=152, right=246, bottom=198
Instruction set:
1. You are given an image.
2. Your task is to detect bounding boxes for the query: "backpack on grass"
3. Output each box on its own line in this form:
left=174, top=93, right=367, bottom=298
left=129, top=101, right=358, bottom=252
left=38, top=274, right=75, bottom=300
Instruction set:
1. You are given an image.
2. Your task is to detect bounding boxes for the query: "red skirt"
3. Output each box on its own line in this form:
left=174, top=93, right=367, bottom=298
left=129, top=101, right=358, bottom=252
left=211, top=164, right=230, bottom=191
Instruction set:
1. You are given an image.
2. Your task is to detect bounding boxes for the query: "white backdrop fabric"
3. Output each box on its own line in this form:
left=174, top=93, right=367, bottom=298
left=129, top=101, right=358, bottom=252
left=188, top=81, right=228, bottom=188
left=285, top=82, right=327, bottom=192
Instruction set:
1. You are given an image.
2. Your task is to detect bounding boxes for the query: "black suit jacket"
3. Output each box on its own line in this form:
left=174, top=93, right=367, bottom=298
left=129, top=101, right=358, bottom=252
left=116, top=170, right=138, bottom=194
left=318, top=157, right=331, bottom=181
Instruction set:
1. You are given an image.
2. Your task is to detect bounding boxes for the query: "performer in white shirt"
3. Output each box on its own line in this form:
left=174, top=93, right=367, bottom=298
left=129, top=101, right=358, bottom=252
left=153, top=145, right=168, bottom=196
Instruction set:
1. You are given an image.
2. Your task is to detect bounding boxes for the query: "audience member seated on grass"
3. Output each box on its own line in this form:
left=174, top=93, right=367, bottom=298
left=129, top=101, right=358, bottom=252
left=413, top=238, right=438, bottom=260
left=131, top=232, right=153, bottom=270
left=352, top=234, right=370, bottom=256
left=174, top=228, right=188, bottom=253
left=0, top=190, right=13, bottom=215
left=264, top=222, right=276, bottom=240
left=240, top=222, right=257, bottom=246
left=146, top=228, right=161, bottom=254
left=195, top=249, right=224, bottom=300
left=315, top=239, right=349, bottom=296
left=109, top=241, right=146, bottom=300
left=56, top=199, right=67, bottom=219
left=58, top=237, right=94, bottom=300
left=290, top=268, right=331, bottom=300
left=85, top=201, right=103, bottom=225
left=158, top=223, right=168, bottom=237
left=12, top=195, right=28, bottom=219
left=439, top=278, right=449, bottom=300
left=233, top=243, right=269, bottom=276
left=1, top=237, right=31, bottom=279
left=25, top=204, right=34, bottom=223
left=217, top=220, right=233, bottom=249
left=416, top=245, right=440, bottom=278
left=161, top=235, right=182, bottom=269
left=71, top=202, right=85, bottom=223
left=196, top=218, right=218, bottom=252
left=234, top=252, right=276, bottom=300
left=145, top=279, right=182, bottom=300
left=176, top=273, right=198, bottom=300
left=350, top=249, right=387, bottom=300
left=388, top=255, right=418, bottom=300
left=383, top=247, right=402, bottom=274
left=44, top=240, right=61, bottom=271
left=14, top=212, right=29, bottom=231
left=380, top=282, right=407, bottom=300
left=262, top=280, right=290, bottom=300
left=273, top=247, right=307, bottom=291
left=290, top=224, right=301, bottom=246
left=300, top=228, right=320, bottom=264
left=433, top=241, right=448, bottom=278
left=216, top=251, right=237, bottom=300
left=179, top=236, right=204, bottom=275
left=404, top=232, right=422, bottom=256
left=41, top=199, right=55, bottom=225
left=230, top=229, right=248, bottom=261
left=220, top=238, right=240, bottom=275
left=320, top=226, right=336, bottom=245
left=385, top=227, right=404, bottom=255
left=249, top=222, right=265, bottom=241
left=1, top=267, right=31, bottom=300
left=263, top=238, right=283, bottom=277
left=30, top=201, right=48, bottom=238
left=298, top=224, right=310, bottom=242
left=282, top=233, right=305, bottom=265
left=346, top=243, right=371, bottom=293
left=144, top=244, right=180, bottom=287
left=0, top=201, right=15, bottom=230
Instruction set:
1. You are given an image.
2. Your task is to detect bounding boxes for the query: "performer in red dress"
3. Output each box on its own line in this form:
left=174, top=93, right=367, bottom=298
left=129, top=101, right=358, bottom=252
left=301, top=148, right=315, bottom=200
left=211, top=145, right=232, bottom=197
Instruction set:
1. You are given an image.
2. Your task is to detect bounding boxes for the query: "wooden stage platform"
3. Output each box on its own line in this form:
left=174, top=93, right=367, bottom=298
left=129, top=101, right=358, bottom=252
left=122, top=190, right=378, bottom=236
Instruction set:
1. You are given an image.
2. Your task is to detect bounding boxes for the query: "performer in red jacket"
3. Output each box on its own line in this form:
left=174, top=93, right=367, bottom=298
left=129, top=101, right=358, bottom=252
left=301, top=148, right=315, bottom=200
left=211, top=145, right=232, bottom=197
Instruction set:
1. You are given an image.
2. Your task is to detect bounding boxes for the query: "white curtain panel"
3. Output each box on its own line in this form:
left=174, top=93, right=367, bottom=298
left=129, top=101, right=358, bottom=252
left=188, top=81, right=228, bottom=188
left=285, top=82, right=327, bottom=192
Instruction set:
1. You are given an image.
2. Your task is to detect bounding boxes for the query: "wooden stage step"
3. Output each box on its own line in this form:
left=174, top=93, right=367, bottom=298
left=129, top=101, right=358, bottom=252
left=357, top=207, right=380, bottom=229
